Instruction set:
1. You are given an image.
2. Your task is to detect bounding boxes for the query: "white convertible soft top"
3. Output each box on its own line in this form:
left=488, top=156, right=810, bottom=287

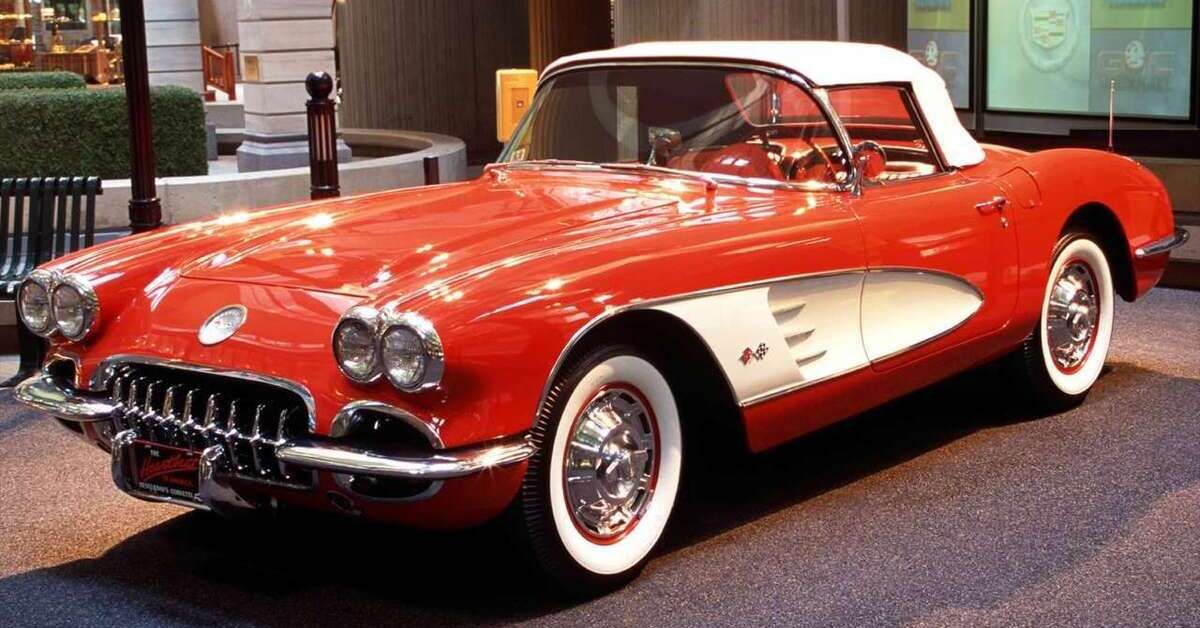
left=543, top=41, right=985, bottom=168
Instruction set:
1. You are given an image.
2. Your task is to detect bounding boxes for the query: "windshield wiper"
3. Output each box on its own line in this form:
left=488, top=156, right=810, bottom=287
left=491, top=160, right=835, bottom=193
left=597, top=163, right=719, bottom=189
left=488, top=159, right=598, bottom=172
left=500, top=160, right=719, bottom=189
left=492, top=159, right=715, bottom=188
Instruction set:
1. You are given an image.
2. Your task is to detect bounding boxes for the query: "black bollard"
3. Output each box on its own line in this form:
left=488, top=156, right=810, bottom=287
left=306, top=72, right=340, bottom=200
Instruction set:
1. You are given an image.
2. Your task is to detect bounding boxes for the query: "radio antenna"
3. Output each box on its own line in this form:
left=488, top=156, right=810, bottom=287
left=1107, top=80, right=1116, bottom=152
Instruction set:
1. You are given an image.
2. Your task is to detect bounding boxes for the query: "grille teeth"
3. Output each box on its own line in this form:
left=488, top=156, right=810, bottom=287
left=162, top=384, right=182, bottom=418
left=275, top=408, right=291, bottom=442
left=203, top=393, right=222, bottom=428
left=126, top=379, right=142, bottom=408
left=181, top=389, right=197, bottom=429
left=226, top=399, right=244, bottom=473
left=227, top=399, right=241, bottom=434
left=250, top=403, right=267, bottom=477
left=275, top=408, right=293, bottom=479
left=142, top=381, right=159, bottom=415
left=112, top=377, right=127, bottom=407
left=104, top=364, right=311, bottom=489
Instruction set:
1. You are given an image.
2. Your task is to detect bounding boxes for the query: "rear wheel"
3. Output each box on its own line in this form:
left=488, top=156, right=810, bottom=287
left=1012, top=233, right=1114, bottom=411
left=511, top=345, right=683, bottom=595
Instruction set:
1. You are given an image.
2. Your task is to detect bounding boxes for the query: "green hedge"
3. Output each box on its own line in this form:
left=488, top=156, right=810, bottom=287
left=0, top=85, right=207, bottom=179
left=0, top=71, right=86, bottom=90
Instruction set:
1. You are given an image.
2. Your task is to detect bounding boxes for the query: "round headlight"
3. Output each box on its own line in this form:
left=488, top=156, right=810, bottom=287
left=381, top=313, right=443, bottom=392
left=52, top=276, right=98, bottom=341
left=333, top=307, right=380, bottom=383
left=18, top=274, right=53, bottom=336
left=382, top=326, right=426, bottom=389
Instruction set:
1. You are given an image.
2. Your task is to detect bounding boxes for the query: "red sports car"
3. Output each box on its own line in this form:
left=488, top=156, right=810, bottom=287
left=15, top=42, right=1187, bottom=593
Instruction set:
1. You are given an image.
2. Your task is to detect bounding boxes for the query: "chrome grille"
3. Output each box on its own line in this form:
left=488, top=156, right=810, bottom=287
left=109, top=363, right=313, bottom=489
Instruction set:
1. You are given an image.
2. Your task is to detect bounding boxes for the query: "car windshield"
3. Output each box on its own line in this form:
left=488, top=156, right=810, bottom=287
left=501, top=66, right=850, bottom=188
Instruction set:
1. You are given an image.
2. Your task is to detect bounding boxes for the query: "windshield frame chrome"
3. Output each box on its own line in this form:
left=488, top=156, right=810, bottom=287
left=495, top=60, right=860, bottom=194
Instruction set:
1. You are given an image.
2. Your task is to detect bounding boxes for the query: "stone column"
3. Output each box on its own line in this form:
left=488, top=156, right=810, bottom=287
left=144, top=0, right=204, bottom=93
left=236, top=0, right=349, bottom=172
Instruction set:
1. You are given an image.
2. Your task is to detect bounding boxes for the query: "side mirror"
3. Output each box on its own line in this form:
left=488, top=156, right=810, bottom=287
left=853, top=141, right=888, bottom=182
left=647, top=126, right=682, bottom=166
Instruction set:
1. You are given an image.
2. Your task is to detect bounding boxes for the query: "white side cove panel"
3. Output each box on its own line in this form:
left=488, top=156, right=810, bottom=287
left=860, top=270, right=983, bottom=362
left=650, top=272, right=869, bottom=405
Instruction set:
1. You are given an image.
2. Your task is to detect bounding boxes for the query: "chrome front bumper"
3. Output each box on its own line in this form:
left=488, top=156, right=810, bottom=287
left=15, top=372, right=122, bottom=423
left=276, top=437, right=534, bottom=481
left=1135, top=227, right=1191, bottom=259
left=16, top=373, right=534, bottom=511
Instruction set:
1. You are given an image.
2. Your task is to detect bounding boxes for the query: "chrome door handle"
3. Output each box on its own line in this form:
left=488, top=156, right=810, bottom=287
left=975, top=196, right=1008, bottom=214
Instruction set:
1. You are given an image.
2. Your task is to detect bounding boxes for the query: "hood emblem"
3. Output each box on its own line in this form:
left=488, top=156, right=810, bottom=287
left=199, top=305, right=247, bottom=346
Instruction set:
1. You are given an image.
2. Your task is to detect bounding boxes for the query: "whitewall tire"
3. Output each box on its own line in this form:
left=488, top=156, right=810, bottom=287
left=1014, top=233, right=1115, bottom=410
left=512, top=345, right=683, bottom=594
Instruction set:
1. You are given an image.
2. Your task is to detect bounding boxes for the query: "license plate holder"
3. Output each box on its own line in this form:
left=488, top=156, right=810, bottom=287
left=131, top=440, right=202, bottom=504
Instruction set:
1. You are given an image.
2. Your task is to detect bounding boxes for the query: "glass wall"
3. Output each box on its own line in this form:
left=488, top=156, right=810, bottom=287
left=986, top=0, right=1193, bottom=119
left=907, top=0, right=973, bottom=109
left=0, top=0, right=33, bottom=68
left=908, top=0, right=1196, bottom=120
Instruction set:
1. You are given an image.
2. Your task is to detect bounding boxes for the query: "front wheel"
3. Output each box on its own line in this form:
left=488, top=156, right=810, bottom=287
left=511, top=346, right=683, bottom=595
left=1012, top=233, right=1115, bottom=411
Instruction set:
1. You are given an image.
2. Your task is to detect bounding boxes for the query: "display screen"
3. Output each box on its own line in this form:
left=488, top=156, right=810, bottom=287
left=908, top=0, right=972, bottom=109
left=987, top=0, right=1194, bottom=119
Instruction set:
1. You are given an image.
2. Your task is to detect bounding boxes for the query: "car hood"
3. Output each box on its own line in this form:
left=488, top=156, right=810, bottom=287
left=177, top=173, right=689, bottom=299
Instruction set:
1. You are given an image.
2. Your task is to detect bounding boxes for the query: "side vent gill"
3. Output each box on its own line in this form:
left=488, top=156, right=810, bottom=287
left=768, top=291, right=827, bottom=368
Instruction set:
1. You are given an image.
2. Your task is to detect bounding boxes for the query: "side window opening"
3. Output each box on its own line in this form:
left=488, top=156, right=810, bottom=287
left=826, top=85, right=944, bottom=183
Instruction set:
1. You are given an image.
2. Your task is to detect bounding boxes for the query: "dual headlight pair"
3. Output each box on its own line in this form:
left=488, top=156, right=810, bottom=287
left=18, top=269, right=99, bottom=341
left=333, top=307, right=444, bottom=392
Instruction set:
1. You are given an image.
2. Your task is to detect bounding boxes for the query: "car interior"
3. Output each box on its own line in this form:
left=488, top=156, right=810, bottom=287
left=514, top=67, right=943, bottom=186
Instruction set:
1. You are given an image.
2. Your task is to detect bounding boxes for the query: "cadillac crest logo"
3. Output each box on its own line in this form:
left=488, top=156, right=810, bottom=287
left=198, top=305, right=247, bottom=346
left=1031, top=7, right=1067, bottom=50
left=1019, top=0, right=1081, bottom=72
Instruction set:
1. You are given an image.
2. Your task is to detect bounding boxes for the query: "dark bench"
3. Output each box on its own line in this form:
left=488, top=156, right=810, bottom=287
left=0, top=177, right=102, bottom=385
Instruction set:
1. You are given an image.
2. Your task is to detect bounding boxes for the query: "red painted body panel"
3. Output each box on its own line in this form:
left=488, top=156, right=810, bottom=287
left=994, top=148, right=1175, bottom=334
left=852, top=169, right=1022, bottom=371
left=40, top=142, right=1175, bottom=527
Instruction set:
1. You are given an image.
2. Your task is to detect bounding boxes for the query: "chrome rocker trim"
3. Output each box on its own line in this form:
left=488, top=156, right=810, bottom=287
left=276, top=435, right=535, bottom=481
left=1135, top=228, right=1190, bottom=259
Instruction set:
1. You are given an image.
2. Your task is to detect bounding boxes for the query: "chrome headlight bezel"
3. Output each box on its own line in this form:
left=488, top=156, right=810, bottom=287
left=380, top=311, right=444, bottom=392
left=332, top=305, right=383, bottom=384
left=51, top=274, right=100, bottom=341
left=17, top=269, right=58, bottom=337
left=332, top=307, right=444, bottom=392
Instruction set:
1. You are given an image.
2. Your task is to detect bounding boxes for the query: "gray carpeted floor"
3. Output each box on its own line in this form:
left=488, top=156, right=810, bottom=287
left=0, top=289, right=1196, bottom=627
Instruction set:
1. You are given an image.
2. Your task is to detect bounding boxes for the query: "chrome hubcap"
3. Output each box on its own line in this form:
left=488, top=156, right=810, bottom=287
left=1046, top=260, right=1099, bottom=372
left=564, top=387, right=657, bottom=540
